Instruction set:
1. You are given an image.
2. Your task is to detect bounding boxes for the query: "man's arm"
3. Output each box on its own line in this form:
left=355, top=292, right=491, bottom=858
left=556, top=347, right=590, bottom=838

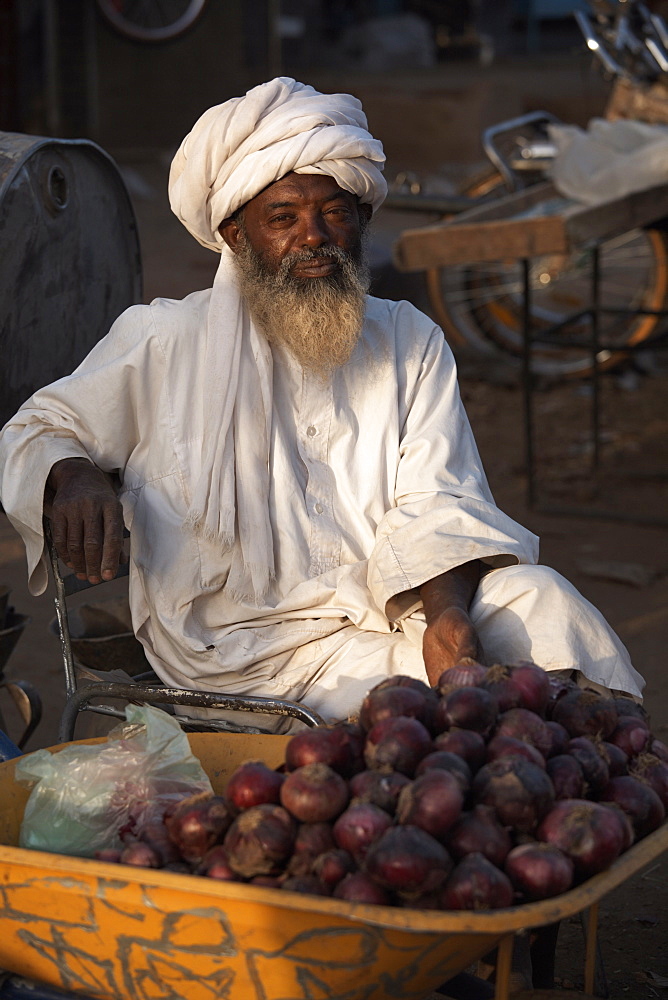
left=420, top=559, right=483, bottom=687
left=47, top=458, right=125, bottom=584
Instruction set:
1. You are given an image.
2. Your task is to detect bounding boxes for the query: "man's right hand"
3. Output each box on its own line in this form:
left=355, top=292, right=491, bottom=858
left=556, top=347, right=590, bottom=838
left=46, top=458, right=125, bottom=584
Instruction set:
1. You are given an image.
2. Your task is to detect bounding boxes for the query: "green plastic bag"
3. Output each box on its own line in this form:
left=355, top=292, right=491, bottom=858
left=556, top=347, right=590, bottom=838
left=15, top=704, right=213, bottom=857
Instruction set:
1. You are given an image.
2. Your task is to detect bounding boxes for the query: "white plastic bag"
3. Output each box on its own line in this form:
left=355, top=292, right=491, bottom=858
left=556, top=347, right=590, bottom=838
left=15, top=704, right=212, bottom=857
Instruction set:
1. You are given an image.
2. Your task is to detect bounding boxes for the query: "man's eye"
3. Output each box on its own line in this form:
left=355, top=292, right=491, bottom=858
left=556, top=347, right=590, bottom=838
left=269, top=214, right=293, bottom=224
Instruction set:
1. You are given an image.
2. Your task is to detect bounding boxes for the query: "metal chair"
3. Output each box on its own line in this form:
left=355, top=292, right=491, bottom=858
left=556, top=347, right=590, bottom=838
left=44, top=520, right=324, bottom=743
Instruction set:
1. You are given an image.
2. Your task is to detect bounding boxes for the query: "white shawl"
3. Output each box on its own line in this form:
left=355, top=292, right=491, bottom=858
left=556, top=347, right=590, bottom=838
left=167, top=78, right=387, bottom=604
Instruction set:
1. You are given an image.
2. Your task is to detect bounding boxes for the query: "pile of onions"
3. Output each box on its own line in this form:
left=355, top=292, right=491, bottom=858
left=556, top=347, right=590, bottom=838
left=94, top=660, right=665, bottom=912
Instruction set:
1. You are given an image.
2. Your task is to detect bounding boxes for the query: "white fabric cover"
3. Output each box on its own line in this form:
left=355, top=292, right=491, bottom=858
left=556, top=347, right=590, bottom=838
left=166, top=78, right=387, bottom=603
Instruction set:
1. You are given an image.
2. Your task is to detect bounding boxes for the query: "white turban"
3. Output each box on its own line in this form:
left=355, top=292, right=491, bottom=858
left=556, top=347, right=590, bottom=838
left=166, top=78, right=386, bottom=606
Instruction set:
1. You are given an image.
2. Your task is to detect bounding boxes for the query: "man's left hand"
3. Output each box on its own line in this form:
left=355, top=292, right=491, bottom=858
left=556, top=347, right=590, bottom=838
left=422, top=607, right=483, bottom=687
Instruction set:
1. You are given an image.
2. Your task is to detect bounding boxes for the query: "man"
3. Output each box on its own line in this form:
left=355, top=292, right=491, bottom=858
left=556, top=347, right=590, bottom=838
left=0, top=78, right=643, bottom=731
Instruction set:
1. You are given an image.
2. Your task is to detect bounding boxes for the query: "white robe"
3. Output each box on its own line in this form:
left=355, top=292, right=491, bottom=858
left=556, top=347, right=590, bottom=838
left=0, top=293, right=643, bottom=722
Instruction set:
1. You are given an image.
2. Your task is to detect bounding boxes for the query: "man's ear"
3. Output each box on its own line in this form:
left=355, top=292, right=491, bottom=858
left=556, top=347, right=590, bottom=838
left=219, top=215, right=243, bottom=253
left=359, top=203, right=373, bottom=224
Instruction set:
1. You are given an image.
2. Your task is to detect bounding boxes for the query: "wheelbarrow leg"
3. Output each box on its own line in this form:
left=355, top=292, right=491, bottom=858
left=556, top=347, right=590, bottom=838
left=530, top=921, right=560, bottom=989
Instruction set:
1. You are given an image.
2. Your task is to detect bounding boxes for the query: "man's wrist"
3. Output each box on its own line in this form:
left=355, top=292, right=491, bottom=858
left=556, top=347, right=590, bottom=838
left=47, top=457, right=97, bottom=491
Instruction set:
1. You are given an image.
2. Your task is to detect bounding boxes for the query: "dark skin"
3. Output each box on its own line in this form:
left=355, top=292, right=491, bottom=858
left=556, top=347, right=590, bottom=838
left=46, top=172, right=483, bottom=682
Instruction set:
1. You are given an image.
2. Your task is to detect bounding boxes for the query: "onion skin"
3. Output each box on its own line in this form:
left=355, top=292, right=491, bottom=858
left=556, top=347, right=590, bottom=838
left=601, top=775, right=665, bottom=839
left=486, top=735, right=546, bottom=769
left=546, top=754, right=586, bottom=800
left=349, top=769, right=411, bottom=815
left=284, top=725, right=363, bottom=778
left=333, top=871, right=392, bottom=905
left=493, top=708, right=552, bottom=758
left=651, top=739, right=668, bottom=763
left=479, top=661, right=549, bottom=716
left=536, top=799, right=626, bottom=878
left=613, top=697, right=649, bottom=723
left=434, top=729, right=486, bottom=772
left=567, top=737, right=610, bottom=798
left=437, top=660, right=487, bottom=694
left=551, top=689, right=618, bottom=740
left=195, top=845, right=238, bottom=880
left=472, top=757, right=555, bottom=833
left=415, top=750, right=472, bottom=791
left=609, top=717, right=651, bottom=758
left=446, top=804, right=512, bottom=867
left=287, top=822, right=337, bottom=875
left=435, top=686, right=498, bottom=736
left=439, top=852, right=514, bottom=911
left=225, top=760, right=285, bottom=810
left=119, top=842, right=161, bottom=868
left=279, top=762, right=349, bottom=823
left=504, top=842, right=574, bottom=900
left=364, top=716, right=433, bottom=776
left=479, top=663, right=524, bottom=713
left=395, top=770, right=464, bottom=842
left=164, top=793, right=235, bottom=864
left=333, top=802, right=393, bottom=864
left=224, top=804, right=297, bottom=879
left=364, top=825, right=453, bottom=897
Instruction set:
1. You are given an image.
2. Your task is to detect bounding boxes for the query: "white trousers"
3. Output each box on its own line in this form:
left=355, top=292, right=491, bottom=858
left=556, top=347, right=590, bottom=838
left=181, top=564, right=643, bottom=733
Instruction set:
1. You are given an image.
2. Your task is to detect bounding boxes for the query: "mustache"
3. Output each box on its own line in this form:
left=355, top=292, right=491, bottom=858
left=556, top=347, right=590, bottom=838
left=278, top=244, right=352, bottom=272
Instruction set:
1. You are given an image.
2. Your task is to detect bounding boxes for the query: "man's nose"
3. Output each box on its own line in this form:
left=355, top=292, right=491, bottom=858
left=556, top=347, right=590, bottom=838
left=299, top=213, right=329, bottom=247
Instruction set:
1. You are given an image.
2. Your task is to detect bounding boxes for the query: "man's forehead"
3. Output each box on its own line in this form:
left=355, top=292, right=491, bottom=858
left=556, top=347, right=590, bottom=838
left=249, top=173, right=355, bottom=209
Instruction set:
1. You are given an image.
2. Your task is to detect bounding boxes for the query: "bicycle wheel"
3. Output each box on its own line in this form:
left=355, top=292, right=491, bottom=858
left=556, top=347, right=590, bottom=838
left=96, top=0, right=207, bottom=42
left=426, top=169, right=668, bottom=377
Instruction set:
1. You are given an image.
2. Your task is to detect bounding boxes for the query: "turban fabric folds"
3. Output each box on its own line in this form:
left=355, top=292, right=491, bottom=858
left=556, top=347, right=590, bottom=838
left=166, top=78, right=386, bottom=606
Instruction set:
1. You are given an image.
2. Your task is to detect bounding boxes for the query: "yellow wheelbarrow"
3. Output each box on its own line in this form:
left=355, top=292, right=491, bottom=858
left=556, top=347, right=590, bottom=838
left=0, top=732, right=666, bottom=1000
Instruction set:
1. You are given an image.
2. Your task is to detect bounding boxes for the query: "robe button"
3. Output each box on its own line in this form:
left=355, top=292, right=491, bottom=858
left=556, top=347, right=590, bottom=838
left=314, top=502, right=324, bottom=514
left=306, top=425, right=317, bottom=437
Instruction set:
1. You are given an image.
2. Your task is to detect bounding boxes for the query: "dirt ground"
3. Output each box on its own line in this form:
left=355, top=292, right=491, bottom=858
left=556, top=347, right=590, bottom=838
left=1, top=52, right=667, bottom=999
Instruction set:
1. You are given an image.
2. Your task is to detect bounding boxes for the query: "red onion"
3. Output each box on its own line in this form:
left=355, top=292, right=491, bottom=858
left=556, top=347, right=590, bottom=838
left=504, top=842, right=574, bottom=900
left=312, top=848, right=356, bottom=889
left=545, top=721, right=570, bottom=757
left=94, top=848, right=122, bottom=863
left=439, top=852, right=514, bottom=910
left=446, top=804, right=512, bottom=867
left=602, top=775, right=665, bottom=839
left=493, top=708, right=552, bottom=758
left=363, top=716, right=433, bottom=776
left=224, top=803, right=297, bottom=878
left=415, top=750, right=472, bottom=791
left=435, top=686, right=498, bottom=736
left=119, top=842, right=161, bottom=868
left=359, top=685, right=434, bottom=733
left=479, top=661, right=549, bottom=716
left=472, top=758, right=555, bottom=833
left=396, top=770, right=464, bottom=841
left=437, top=659, right=487, bottom=694
left=602, top=803, right=635, bottom=851
left=133, top=822, right=182, bottom=866
left=333, top=871, right=392, bottom=905
left=287, top=822, right=337, bottom=874
left=364, top=825, right=453, bottom=897
left=284, top=724, right=363, bottom=778
left=281, top=875, right=330, bottom=896
left=486, top=735, right=546, bottom=769
left=630, top=754, right=668, bottom=809
left=609, top=717, right=651, bottom=758
left=551, top=689, right=618, bottom=740
left=349, top=769, right=411, bottom=815
left=333, top=802, right=393, bottom=864
left=536, top=799, right=626, bottom=878
left=651, top=738, right=668, bottom=763
left=433, top=729, right=486, bottom=772
left=613, top=697, right=649, bottom=724
left=546, top=754, right=586, bottom=800
left=225, top=760, right=285, bottom=810
left=164, top=793, right=235, bottom=863
left=195, top=845, right=238, bottom=880
left=279, top=762, right=349, bottom=823
left=567, top=737, right=610, bottom=798
left=599, top=741, right=629, bottom=777
left=546, top=675, right=579, bottom=719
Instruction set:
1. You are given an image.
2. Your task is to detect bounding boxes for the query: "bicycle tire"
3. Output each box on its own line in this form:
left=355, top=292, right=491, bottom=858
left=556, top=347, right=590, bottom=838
left=96, top=0, right=208, bottom=42
left=426, top=168, right=668, bottom=377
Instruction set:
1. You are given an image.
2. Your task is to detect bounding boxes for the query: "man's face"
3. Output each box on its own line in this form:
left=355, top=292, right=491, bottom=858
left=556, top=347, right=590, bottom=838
left=219, top=173, right=373, bottom=378
left=219, top=173, right=372, bottom=276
